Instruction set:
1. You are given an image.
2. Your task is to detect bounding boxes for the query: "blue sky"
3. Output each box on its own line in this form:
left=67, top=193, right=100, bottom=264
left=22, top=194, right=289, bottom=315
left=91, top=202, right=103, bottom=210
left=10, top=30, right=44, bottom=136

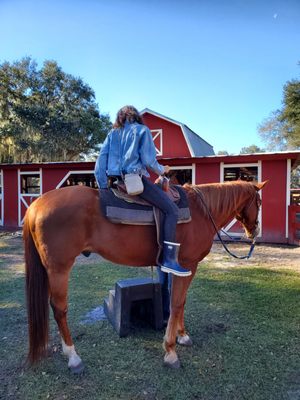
left=0, top=0, right=299, bottom=154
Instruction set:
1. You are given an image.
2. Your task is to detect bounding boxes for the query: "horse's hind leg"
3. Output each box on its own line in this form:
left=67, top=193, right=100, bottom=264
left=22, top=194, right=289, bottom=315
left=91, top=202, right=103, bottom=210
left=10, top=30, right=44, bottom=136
left=48, top=269, right=84, bottom=373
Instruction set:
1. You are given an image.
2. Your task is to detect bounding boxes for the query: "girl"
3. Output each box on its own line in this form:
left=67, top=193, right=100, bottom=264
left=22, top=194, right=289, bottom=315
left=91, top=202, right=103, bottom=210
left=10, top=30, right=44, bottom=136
left=94, top=105, right=191, bottom=277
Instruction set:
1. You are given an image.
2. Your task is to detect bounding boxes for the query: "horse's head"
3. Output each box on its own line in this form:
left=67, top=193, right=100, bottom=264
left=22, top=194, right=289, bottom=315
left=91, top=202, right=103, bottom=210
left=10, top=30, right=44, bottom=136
left=235, top=181, right=267, bottom=240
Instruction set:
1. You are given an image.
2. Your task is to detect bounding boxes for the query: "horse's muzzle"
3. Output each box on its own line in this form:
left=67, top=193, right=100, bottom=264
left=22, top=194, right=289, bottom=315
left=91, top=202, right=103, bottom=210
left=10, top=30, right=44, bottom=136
left=247, top=224, right=260, bottom=240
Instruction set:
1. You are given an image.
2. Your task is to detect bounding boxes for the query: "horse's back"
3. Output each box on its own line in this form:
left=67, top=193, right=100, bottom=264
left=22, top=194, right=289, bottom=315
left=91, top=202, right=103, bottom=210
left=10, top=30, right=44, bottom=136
left=40, top=185, right=98, bottom=205
left=25, top=185, right=100, bottom=233
left=32, top=185, right=97, bottom=208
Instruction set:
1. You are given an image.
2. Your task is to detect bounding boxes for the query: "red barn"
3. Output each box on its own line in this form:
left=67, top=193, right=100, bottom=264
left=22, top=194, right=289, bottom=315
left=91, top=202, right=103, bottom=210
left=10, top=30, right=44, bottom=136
left=0, top=108, right=299, bottom=245
left=141, top=108, right=215, bottom=158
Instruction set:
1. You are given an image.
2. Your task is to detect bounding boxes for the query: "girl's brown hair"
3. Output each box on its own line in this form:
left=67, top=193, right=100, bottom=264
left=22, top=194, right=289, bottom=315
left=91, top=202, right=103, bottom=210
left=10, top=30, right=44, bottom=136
left=113, top=105, right=143, bottom=128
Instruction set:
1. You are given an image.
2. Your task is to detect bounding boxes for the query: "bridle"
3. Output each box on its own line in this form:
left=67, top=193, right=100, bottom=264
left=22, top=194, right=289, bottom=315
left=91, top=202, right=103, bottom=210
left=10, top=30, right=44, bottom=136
left=235, top=191, right=261, bottom=237
left=194, top=187, right=260, bottom=260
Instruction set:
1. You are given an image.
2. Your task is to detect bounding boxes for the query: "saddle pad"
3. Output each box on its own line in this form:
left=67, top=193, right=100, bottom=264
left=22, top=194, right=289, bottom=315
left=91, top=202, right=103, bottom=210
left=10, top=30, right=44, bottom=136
left=100, top=185, right=191, bottom=225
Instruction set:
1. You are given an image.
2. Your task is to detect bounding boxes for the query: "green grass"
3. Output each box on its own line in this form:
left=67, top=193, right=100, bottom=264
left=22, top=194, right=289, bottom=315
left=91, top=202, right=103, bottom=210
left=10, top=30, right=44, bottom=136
left=1, top=242, right=300, bottom=400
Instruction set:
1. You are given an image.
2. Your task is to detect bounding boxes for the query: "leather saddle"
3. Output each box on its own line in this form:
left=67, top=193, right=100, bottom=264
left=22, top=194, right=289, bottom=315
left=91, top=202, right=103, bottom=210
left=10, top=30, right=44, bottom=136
left=99, top=182, right=191, bottom=226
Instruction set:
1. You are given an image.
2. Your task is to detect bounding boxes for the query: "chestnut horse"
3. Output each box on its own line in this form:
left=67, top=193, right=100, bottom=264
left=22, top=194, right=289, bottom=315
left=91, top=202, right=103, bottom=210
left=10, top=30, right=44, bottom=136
left=24, top=180, right=266, bottom=372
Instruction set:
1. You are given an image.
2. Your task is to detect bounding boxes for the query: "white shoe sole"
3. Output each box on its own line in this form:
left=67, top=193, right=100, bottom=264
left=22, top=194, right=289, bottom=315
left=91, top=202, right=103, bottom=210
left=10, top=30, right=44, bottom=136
left=161, top=266, right=192, bottom=277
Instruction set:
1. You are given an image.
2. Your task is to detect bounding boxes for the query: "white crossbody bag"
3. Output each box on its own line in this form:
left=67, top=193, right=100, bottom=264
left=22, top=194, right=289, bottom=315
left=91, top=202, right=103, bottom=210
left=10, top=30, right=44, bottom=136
left=124, top=173, right=144, bottom=196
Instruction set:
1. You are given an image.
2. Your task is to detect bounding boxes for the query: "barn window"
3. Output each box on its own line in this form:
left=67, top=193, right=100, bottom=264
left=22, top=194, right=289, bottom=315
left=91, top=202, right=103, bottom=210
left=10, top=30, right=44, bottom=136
left=0, top=171, right=2, bottom=194
left=168, top=167, right=193, bottom=185
left=21, top=174, right=41, bottom=194
left=57, top=172, right=97, bottom=188
left=223, top=166, right=258, bottom=182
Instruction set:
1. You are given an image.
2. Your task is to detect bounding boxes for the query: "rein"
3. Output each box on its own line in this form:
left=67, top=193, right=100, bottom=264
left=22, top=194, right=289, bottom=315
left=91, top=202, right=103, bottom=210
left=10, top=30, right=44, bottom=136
left=193, top=187, right=256, bottom=260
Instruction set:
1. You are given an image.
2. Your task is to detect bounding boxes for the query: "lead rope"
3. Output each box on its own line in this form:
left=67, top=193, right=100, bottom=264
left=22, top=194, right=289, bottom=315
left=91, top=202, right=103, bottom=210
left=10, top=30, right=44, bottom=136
left=194, top=187, right=256, bottom=260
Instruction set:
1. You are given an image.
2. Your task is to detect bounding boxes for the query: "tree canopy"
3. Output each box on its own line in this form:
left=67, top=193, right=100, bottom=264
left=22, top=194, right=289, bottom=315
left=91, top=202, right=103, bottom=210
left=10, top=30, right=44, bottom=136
left=0, top=57, right=112, bottom=163
left=258, top=72, right=300, bottom=151
left=239, top=144, right=265, bottom=154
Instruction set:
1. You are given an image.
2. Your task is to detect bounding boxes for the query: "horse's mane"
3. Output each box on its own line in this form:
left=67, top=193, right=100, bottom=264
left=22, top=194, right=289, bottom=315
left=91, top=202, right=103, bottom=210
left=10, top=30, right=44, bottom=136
left=183, top=180, right=256, bottom=218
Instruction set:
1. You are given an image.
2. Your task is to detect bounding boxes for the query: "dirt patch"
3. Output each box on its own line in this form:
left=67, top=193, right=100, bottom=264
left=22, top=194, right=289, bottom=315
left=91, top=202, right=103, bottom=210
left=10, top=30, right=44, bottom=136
left=207, top=242, right=300, bottom=272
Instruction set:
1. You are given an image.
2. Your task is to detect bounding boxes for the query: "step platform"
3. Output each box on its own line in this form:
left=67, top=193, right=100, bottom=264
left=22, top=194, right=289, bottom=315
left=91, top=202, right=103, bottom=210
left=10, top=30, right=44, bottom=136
left=104, top=277, right=164, bottom=337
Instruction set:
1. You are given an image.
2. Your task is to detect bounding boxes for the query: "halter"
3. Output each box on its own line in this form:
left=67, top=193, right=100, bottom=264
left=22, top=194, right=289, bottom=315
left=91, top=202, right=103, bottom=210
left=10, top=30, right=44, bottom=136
left=193, top=187, right=259, bottom=260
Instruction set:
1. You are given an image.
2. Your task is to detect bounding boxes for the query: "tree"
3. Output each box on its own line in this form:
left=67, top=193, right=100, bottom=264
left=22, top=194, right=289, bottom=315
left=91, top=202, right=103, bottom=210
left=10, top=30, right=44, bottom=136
left=0, top=57, right=112, bottom=163
left=281, top=79, right=300, bottom=148
left=217, top=150, right=229, bottom=155
left=239, top=144, right=265, bottom=154
left=258, top=73, right=300, bottom=151
left=258, top=110, right=289, bottom=151
left=291, top=167, right=300, bottom=189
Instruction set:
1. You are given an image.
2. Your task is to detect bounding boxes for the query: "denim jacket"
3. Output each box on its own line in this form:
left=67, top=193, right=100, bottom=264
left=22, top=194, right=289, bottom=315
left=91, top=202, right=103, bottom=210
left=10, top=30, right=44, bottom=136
left=94, top=121, right=165, bottom=188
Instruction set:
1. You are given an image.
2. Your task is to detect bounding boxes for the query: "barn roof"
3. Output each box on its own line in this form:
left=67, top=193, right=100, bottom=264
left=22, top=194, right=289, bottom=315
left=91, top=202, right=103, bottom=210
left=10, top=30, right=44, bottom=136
left=140, top=108, right=215, bottom=157
left=159, top=150, right=300, bottom=168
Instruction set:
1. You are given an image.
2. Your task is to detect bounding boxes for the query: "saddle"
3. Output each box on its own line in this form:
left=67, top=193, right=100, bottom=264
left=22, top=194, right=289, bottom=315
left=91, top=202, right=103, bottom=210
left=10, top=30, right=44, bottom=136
left=99, top=182, right=191, bottom=264
left=99, top=183, right=191, bottom=226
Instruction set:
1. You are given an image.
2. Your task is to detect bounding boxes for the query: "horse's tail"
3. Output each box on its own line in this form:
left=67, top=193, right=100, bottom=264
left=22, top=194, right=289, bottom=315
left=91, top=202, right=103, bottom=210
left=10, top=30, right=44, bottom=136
left=24, top=213, right=49, bottom=364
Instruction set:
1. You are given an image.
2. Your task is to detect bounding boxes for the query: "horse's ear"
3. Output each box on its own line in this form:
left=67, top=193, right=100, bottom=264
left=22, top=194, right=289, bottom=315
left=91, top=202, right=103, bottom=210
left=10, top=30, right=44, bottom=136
left=254, top=180, right=268, bottom=191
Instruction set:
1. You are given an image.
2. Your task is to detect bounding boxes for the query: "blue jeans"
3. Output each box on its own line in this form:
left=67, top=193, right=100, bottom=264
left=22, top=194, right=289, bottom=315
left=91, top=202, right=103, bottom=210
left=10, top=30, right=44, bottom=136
left=139, top=177, right=179, bottom=243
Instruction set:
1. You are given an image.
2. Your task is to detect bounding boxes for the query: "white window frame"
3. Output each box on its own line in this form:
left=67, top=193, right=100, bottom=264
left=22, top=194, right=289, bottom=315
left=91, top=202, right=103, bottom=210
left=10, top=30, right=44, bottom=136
left=18, top=169, right=42, bottom=226
left=0, top=170, right=3, bottom=226
left=169, top=164, right=196, bottom=185
left=220, top=161, right=262, bottom=237
left=151, top=129, right=163, bottom=156
left=56, top=170, right=95, bottom=189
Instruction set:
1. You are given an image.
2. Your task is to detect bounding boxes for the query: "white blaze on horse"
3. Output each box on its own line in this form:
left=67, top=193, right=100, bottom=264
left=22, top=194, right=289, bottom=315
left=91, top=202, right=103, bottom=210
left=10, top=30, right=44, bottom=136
left=24, top=180, right=266, bottom=372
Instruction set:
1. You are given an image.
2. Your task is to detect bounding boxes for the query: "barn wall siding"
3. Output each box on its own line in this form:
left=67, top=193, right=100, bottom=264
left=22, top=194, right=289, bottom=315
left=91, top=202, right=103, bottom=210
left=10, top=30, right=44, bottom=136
left=142, top=114, right=191, bottom=158
left=262, top=160, right=287, bottom=243
left=196, top=163, right=220, bottom=184
left=42, top=168, right=72, bottom=192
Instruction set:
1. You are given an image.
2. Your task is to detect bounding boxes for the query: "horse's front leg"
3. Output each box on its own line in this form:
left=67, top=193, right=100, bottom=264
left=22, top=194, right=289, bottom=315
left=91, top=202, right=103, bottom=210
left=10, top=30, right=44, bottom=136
left=163, top=306, right=181, bottom=369
left=163, top=271, right=195, bottom=368
left=176, top=305, right=193, bottom=347
left=48, top=269, right=84, bottom=374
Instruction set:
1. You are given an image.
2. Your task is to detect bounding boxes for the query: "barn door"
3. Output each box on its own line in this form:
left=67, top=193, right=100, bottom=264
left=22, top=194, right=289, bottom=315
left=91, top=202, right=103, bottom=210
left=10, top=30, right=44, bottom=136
left=18, top=170, right=42, bottom=226
left=220, top=162, right=262, bottom=238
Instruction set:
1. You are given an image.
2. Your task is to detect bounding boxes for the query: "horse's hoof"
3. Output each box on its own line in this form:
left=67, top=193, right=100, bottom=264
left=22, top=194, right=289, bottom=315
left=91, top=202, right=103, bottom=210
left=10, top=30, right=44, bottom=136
left=163, top=352, right=181, bottom=369
left=69, top=361, right=85, bottom=374
left=177, top=335, right=193, bottom=347
left=164, top=359, right=181, bottom=369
